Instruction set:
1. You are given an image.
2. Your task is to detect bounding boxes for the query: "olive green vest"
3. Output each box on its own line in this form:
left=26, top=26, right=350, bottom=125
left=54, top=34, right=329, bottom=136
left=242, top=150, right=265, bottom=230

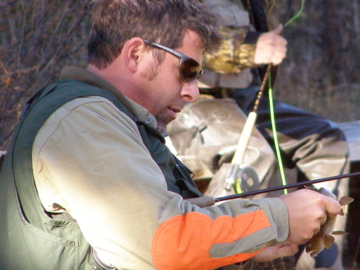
left=0, top=80, right=202, bottom=270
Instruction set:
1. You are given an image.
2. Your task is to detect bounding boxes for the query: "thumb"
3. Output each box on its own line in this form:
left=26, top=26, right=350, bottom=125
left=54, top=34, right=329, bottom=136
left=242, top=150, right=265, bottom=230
left=323, top=195, right=342, bottom=218
left=278, top=243, right=299, bottom=257
left=271, top=24, right=283, bottom=35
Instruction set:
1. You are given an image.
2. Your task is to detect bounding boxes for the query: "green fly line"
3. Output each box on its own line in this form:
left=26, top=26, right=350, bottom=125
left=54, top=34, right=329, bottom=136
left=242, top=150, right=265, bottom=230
left=268, top=0, right=305, bottom=194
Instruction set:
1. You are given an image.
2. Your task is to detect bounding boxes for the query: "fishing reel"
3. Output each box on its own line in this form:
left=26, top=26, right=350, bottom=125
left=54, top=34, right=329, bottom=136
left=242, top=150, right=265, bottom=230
left=225, top=166, right=260, bottom=194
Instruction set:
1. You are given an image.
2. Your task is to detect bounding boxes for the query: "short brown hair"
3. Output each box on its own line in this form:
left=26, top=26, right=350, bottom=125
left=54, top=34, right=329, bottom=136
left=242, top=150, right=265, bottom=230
left=87, top=0, right=222, bottom=69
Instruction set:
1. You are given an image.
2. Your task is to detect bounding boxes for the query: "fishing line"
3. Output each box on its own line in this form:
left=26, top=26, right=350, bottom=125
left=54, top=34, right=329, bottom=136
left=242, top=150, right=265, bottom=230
left=284, top=0, right=305, bottom=27
left=267, top=76, right=288, bottom=193
left=227, top=0, right=306, bottom=195
left=267, top=0, right=306, bottom=194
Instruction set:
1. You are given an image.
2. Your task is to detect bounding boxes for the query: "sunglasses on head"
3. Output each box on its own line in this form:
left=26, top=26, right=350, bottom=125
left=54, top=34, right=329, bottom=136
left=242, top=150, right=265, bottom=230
left=143, top=39, right=203, bottom=83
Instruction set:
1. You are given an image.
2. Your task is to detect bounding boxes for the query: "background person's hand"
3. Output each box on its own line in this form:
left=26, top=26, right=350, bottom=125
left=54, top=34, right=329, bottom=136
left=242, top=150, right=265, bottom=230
left=280, top=188, right=342, bottom=245
left=254, top=24, right=287, bottom=65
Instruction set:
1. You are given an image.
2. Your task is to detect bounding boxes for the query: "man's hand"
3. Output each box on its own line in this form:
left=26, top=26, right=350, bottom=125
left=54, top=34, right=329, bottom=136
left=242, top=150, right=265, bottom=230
left=280, top=189, right=342, bottom=245
left=254, top=24, right=287, bottom=65
left=251, top=242, right=299, bottom=262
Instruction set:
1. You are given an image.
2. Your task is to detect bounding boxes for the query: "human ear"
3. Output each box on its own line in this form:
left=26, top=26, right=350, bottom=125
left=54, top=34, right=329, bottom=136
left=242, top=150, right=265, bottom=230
left=123, top=38, right=148, bottom=73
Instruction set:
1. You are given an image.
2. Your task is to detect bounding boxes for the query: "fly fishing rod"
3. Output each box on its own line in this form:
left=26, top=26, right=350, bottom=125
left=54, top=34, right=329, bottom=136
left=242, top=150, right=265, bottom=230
left=224, top=1, right=299, bottom=194
left=215, top=171, right=360, bottom=202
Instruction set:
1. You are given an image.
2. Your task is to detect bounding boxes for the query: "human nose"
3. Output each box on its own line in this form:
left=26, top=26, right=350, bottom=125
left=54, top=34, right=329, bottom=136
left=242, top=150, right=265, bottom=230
left=181, top=81, right=199, bottom=103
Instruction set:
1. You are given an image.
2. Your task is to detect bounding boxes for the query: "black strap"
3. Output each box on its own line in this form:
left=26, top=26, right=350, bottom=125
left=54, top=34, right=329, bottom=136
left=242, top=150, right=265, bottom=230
left=246, top=0, right=268, bottom=32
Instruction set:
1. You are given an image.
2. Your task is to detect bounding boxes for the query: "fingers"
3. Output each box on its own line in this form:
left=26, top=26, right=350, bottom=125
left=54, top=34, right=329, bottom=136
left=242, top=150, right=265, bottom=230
left=271, top=24, right=284, bottom=35
left=323, top=194, right=342, bottom=218
left=254, top=25, right=288, bottom=65
left=280, top=189, right=341, bottom=245
left=320, top=216, right=327, bottom=226
left=278, top=242, right=299, bottom=257
left=268, top=33, right=287, bottom=65
left=251, top=242, right=299, bottom=262
left=270, top=46, right=287, bottom=65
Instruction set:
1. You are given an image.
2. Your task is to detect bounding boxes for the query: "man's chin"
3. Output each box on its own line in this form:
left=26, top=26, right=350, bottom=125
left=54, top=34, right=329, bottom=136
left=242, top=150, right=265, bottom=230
left=156, top=123, right=167, bottom=134
left=155, top=112, right=176, bottom=134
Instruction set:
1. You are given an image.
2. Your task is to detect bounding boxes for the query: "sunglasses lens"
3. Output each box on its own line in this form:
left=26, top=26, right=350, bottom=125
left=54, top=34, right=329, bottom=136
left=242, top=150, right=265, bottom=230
left=180, top=58, right=203, bottom=82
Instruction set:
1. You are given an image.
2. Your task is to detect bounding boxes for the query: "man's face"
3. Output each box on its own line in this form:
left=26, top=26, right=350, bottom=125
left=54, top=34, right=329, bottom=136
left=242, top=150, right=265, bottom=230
left=138, top=30, right=204, bottom=133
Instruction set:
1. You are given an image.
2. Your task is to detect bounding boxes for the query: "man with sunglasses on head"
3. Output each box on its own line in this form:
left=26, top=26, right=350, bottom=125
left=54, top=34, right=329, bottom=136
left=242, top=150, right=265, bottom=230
left=166, top=0, right=349, bottom=269
left=0, top=0, right=344, bottom=269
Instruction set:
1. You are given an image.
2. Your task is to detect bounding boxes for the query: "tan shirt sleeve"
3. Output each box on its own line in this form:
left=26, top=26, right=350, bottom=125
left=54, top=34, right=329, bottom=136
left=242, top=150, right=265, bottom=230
left=199, top=0, right=257, bottom=89
left=32, top=96, right=289, bottom=269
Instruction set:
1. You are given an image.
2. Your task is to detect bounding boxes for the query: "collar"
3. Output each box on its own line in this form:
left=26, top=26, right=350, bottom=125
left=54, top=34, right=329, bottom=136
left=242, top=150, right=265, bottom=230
left=59, top=66, right=157, bottom=128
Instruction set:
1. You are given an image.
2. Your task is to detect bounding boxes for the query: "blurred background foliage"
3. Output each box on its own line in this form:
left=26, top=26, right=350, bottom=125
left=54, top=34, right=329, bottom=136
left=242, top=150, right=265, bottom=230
left=269, top=0, right=360, bottom=122
left=0, top=0, right=91, bottom=148
left=0, top=0, right=359, bottom=150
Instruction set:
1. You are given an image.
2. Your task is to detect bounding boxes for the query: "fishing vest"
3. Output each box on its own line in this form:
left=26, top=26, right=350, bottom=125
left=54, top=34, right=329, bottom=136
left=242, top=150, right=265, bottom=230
left=0, top=79, right=202, bottom=270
